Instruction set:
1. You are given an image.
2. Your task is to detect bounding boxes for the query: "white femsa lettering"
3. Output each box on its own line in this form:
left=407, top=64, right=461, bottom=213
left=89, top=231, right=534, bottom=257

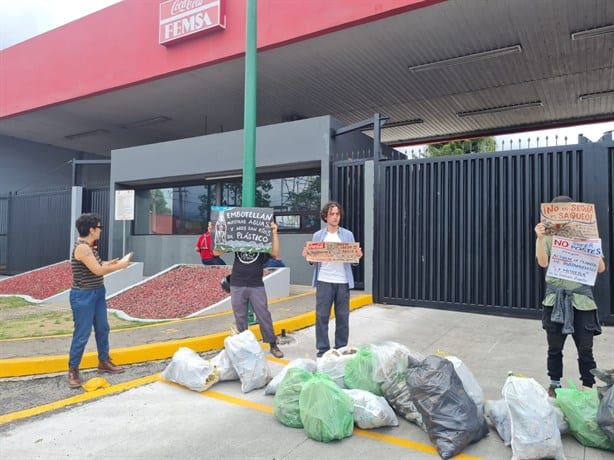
left=171, top=0, right=204, bottom=15
left=164, top=12, right=211, bottom=39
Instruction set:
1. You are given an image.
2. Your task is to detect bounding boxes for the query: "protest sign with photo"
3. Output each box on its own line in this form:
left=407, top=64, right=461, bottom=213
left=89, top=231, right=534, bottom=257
left=540, top=202, right=599, bottom=239
left=211, top=206, right=274, bottom=253
left=304, top=241, right=361, bottom=263
left=546, top=236, right=602, bottom=286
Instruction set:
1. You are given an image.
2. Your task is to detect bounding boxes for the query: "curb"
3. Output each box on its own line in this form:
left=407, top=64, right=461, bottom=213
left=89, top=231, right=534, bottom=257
left=0, top=295, right=373, bottom=378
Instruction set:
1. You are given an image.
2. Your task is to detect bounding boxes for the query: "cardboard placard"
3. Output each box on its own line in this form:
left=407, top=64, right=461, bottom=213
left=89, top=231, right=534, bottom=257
left=304, top=241, right=361, bottom=263
left=212, top=206, right=274, bottom=253
left=540, top=202, right=598, bottom=239
left=546, top=237, right=602, bottom=286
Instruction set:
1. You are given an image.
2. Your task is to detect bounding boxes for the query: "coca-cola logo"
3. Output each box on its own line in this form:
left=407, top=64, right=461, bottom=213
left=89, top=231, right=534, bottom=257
left=170, top=0, right=205, bottom=15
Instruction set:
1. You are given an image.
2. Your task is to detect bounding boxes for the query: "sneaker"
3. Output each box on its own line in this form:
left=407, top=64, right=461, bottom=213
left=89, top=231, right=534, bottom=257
left=98, top=359, right=125, bottom=374
left=68, top=368, right=81, bottom=389
left=547, top=384, right=560, bottom=398
left=270, top=344, right=284, bottom=359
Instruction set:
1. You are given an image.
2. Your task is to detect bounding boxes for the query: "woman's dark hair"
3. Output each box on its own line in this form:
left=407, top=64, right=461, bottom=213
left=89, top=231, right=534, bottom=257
left=552, top=195, right=573, bottom=203
left=320, top=201, right=343, bottom=222
left=75, top=213, right=102, bottom=237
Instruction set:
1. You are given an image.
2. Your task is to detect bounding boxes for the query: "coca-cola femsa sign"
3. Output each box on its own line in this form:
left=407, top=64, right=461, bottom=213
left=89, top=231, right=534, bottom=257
left=159, top=0, right=226, bottom=46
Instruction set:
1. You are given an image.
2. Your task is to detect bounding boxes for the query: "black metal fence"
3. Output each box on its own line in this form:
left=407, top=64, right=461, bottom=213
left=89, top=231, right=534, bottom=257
left=370, top=140, right=613, bottom=324
left=0, top=186, right=109, bottom=275
left=331, top=160, right=365, bottom=289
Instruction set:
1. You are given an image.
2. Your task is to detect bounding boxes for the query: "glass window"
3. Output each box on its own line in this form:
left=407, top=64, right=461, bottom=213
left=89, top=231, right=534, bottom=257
left=134, top=185, right=217, bottom=235
left=132, top=172, right=320, bottom=235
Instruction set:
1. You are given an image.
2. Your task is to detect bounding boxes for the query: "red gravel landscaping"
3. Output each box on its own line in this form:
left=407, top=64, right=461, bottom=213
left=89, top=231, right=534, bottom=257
left=107, top=265, right=232, bottom=320
left=0, top=261, right=71, bottom=300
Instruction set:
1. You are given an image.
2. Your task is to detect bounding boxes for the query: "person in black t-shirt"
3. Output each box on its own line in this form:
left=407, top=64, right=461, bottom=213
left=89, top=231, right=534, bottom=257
left=229, top=221, right=284, bottom=358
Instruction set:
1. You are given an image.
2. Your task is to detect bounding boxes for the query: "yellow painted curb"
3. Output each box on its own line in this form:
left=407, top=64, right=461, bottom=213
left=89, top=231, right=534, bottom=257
left=0, top=294, right=372, bottom=378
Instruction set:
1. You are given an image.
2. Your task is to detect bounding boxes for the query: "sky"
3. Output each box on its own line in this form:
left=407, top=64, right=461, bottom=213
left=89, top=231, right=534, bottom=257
left=0, top=0, right=121, bottom=50
left=1, top=0, right=612, bottom=151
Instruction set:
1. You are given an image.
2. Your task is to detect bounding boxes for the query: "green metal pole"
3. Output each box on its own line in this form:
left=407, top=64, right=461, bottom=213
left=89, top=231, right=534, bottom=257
left=244, top=0, right=257, bottom=325
left=242, top=0, right=257, bottom=208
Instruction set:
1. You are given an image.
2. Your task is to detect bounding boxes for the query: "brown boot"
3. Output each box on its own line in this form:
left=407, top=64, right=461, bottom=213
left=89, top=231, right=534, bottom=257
left=270, top=344, right=284, bottom=359
left=68, top=367, right=81, bottom=389
left=98, top=359, right=125, bottom=374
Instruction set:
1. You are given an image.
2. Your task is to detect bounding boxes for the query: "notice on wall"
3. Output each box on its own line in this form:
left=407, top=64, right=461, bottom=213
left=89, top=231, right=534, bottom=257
left=304, top=241, right=361, bottom=263
left=115, top=190, right=135, bottom=221
left=546, top=236, right=602, bottom=286
left=540, top=202, right=598, bottom=239
left=211, top=206, right=274, bottom=253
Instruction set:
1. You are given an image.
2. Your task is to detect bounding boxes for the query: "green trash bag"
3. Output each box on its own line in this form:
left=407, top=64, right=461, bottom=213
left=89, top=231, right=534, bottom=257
left=344, top=345, right=382, bottom=396
left=555, top=381, right=614, bottom=451
left=299, top=372, right=354, bottom=442
left=273, top=368, right=313, bottom=428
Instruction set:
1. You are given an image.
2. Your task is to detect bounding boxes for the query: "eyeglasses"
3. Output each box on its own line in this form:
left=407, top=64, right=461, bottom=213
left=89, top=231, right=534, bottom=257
left=96, top=225, right=103, bottom=229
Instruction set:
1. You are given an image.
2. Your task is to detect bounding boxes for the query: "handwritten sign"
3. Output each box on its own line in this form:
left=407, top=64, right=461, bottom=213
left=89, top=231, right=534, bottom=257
left=305, top=242, right=361, bottom=263
left=540, top=202, right=598, bottom=239
left=212, top=206, right=274, bottom=253
left=546, top=237, right=602, bottom=285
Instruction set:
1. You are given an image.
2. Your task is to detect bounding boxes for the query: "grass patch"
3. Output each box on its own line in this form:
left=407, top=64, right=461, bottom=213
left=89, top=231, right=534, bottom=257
left=0, top=296, right=33, bottom=310
left=0, top=306, right=162, bottom=339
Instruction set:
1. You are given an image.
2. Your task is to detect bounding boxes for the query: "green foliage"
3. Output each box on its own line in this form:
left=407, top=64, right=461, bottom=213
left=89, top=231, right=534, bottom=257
left=0, top=296, right=32, bottom=309
left=284, top=176, right=320, bottom=210
left=425, top=137, right=496, bottom=157
left=150, top=189, right=171, bottom=214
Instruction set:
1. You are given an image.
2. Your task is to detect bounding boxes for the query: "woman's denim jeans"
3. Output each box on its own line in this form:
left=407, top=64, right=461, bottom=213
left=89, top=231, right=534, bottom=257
left=68, top=287, right=110, bottom=368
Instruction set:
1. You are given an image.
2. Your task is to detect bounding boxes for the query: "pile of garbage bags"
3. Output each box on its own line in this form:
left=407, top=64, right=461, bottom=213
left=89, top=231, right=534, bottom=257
left=161, top=335, right=614, bottom=459
left=485, top=372, right=614, bottom=459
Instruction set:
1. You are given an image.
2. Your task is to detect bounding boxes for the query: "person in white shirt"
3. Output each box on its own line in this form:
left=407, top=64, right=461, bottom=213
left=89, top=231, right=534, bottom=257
left=302, top=201, right=362, bottom=357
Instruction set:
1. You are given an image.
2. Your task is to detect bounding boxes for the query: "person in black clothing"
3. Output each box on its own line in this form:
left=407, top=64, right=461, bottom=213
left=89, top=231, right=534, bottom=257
left=228, top=221, right=283, bottom=358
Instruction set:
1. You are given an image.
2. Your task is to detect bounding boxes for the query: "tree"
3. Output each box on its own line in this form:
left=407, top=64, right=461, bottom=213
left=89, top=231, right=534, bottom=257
left=283, top=176, right=320, bottom=210
left=425, top=137, right=496, bottom=157
left=150, top=189, right=171, bottom=214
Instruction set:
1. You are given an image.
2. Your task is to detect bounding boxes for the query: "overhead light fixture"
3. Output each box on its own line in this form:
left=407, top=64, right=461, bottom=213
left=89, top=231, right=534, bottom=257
left=456, top=101, right=543, bottom=118
left=64, top=129, right=110, bottom=140
left=578, top=90, right=614, bottom=101
left=119, top=116, right=172, bottom=129
left=381, top=118, right=424, bottom=128
left=408, top=45, right=522, bottom=72
left=571, top=24, right=614, bottom=40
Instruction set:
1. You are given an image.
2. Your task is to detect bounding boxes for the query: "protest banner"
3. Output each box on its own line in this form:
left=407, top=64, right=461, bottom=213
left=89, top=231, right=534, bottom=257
left=304, top=241, right=361, bottom=263
left=211, top=206, right=274, bottom=253
left=546, top=236, right=602, bottom=286
left=540, top=202, right=598, bottom=239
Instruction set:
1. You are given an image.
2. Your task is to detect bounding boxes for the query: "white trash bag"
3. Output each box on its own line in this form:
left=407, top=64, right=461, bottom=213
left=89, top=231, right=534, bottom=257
left=502, top=375, right=566, bottom=460
left=162, top=347, right=219, bottom=392
left=317, top=346, right=358, bottom=388
left=224, top=329, right=272, bottom=393
left=344, top=388, right=399, bottom=429
left=210, top=349, right=239, bottom=381
left=265, top=358, right=317, bottom=395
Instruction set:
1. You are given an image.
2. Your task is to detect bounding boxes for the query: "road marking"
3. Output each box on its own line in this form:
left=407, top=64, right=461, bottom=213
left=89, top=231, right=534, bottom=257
left=1, top=365, right=482, bottom=460
left=0, top=374, right=160, bottom=425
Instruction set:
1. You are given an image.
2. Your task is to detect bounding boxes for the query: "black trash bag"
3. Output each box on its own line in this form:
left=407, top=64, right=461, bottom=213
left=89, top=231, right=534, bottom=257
left=598, top=385, right=614, bottom=443
left=407, top=355, right=488, bottom=460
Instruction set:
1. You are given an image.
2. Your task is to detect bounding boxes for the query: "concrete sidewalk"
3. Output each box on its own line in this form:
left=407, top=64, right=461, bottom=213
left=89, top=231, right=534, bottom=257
left=1, top=301, right=612, bottom=460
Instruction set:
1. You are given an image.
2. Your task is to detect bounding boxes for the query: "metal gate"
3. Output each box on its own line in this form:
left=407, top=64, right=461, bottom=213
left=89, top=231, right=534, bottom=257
left=2, top=188, right=72, bottom=274
left=331, top=160, right=365, bottom=289
left=0, top=186, right=110, bottom=275
left=374, top=141, right=613, bottom=324
left=83, top=186, right=110, bottom=260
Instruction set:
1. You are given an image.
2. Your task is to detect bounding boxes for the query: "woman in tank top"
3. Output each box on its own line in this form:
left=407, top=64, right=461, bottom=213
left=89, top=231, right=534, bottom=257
left=67, top=213, right=131, bottom=389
